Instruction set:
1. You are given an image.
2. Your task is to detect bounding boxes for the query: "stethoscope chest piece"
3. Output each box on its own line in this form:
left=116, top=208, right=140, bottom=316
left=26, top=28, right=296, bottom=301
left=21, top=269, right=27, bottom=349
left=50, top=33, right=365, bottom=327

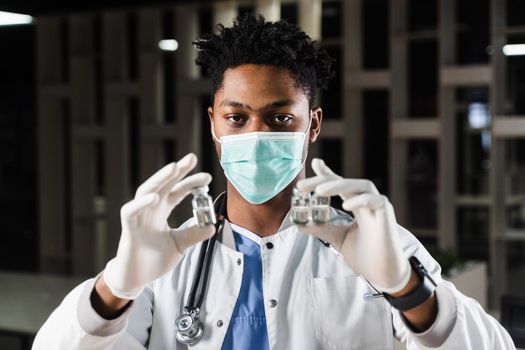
left=175, top=308, right=204, bottom=345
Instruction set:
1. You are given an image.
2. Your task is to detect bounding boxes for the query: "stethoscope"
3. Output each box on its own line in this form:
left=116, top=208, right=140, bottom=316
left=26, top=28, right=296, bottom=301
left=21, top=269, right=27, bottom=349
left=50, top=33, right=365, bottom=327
left=174, top=192, right=227, bottom=345
left=174, top=192, right=384, bottom=345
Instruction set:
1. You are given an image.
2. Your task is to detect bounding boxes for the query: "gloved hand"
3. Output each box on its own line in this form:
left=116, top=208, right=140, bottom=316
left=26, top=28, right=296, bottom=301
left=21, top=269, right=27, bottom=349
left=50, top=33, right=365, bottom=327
left=296, top=158, right=411, bottom=294
left=104, top=153, right=216, bottom=300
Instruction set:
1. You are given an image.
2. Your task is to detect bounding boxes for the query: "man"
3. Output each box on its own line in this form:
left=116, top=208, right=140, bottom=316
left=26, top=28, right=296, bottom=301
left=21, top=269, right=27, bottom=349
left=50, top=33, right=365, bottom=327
left=34, top=14, right=514, bottom=349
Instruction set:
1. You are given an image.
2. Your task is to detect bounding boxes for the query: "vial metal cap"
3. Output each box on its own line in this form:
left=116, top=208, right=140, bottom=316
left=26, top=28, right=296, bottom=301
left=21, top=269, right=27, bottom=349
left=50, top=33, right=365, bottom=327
left=191, top=185, right=210, bottom=195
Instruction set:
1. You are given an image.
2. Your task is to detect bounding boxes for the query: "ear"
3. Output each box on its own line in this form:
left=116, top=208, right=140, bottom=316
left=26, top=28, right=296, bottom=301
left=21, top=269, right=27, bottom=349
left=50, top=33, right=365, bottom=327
left=208, top=106, right=214, bottom=125
left=208, top=106, right=215, bottom=135
left=309, top=107, right=323, bottom=143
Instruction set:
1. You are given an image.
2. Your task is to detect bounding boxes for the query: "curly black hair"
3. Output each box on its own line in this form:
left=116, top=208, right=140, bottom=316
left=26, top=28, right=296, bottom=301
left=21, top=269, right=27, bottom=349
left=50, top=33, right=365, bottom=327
left=193, top=13, right=335, bottom=106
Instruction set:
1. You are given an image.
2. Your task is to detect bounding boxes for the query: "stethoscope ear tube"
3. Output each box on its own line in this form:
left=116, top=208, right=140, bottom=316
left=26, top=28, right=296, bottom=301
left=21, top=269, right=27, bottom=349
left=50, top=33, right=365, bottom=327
left=175, top=192, right=227, bottom=345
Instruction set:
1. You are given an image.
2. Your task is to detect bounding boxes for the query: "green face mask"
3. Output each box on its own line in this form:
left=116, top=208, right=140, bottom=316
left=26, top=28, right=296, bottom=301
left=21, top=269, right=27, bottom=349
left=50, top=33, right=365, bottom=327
left=212, top=119, right=310, bottom=204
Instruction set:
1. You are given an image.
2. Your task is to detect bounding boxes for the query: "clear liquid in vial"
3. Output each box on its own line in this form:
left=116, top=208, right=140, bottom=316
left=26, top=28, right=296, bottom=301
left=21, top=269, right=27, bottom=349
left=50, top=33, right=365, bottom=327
left=311, top=205, right=331, bottom=224
left=291, top=206, right=310, bottom=225
left=193, top=207, right=216, bottom=227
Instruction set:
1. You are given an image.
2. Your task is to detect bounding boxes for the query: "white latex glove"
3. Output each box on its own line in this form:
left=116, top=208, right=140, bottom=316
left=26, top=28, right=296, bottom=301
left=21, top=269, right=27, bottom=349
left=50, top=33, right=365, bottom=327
left=104, top=153, right=216, bottom=300
left=296, top=158, right=411, bottom=294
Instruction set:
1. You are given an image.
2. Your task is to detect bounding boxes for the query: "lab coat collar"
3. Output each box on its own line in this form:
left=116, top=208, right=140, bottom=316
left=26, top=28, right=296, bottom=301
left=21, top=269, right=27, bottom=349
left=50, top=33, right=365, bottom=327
left=219, top=208, right=295, bottom=251
left=220, top=220, right=237, bottom=251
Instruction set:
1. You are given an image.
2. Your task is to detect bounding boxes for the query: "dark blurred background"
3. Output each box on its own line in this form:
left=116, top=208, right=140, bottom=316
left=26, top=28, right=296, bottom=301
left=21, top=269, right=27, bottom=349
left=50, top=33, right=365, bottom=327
left=1, top=0, right=525, bottom=348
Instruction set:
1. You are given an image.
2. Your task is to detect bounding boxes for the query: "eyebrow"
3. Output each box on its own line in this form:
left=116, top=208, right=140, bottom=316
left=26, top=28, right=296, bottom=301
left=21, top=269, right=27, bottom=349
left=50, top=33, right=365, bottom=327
left=220, top=99, right=295, bottom=111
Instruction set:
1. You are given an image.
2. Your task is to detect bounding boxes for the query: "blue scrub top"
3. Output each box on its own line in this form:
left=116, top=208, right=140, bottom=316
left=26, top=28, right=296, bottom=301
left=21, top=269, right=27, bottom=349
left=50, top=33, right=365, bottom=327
left=221, top=226, right=270, bottom=350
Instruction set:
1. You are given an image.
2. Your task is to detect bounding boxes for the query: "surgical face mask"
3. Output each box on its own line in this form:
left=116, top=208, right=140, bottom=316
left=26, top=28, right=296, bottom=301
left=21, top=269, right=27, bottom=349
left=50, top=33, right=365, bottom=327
left=212, top=117, right=311, bottom=204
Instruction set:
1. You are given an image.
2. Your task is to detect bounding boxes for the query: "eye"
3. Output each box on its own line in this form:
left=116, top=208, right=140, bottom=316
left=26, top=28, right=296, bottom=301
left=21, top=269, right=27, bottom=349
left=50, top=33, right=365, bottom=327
left=227, top=114, right=246, bottom=125
left=273, top=114, right=293, bottom=124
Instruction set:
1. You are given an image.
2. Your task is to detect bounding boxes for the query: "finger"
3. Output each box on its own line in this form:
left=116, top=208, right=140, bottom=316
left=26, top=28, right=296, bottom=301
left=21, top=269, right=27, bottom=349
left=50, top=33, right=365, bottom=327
left=157, top=153, right=199, bottom=198
left=121, top=193, right=159, bottom=220
left=135, top=162, right=177, bottom=198
left=316, top=178, right=380, bottom=197
left=135, top=153, right=196, bottom=198
left=342, top=194, right=388, bottom=211
left=171, top=224, right=216, bottom=253
left=311, top=158, right=337, bottom=176
left=167, top=172, right=212, bottom=206
left=296, top=174, right=340, bottom=193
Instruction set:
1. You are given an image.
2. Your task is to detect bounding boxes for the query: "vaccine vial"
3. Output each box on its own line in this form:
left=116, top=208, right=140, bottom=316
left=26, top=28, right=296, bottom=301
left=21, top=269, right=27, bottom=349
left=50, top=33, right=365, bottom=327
left=191, top=186, right=217, bottom=227
left=290, top=188, right=311, bottom=225
left=310, top=193, right=331, bottom=224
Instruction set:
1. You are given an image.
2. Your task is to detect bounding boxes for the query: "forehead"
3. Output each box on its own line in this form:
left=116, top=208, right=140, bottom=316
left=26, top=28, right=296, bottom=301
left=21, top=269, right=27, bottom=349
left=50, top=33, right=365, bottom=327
left=215, top=64, right=308, bottom=107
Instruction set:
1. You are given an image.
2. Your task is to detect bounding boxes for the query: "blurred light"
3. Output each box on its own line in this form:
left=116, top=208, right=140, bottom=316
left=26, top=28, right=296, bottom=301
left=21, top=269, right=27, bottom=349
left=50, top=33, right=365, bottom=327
left=0, top=11, right=34, bottom=26
left=503, top=44, right=525, bottom=56
left=159, top=39, right=178, bottom=51
left=481, top=130, right=491, bottom=151
left=468, top=102, right=491, bottom=129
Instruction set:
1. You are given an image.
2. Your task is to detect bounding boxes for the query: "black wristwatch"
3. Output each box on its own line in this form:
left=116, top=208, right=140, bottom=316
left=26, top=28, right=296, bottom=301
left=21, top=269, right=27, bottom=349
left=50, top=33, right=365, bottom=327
left=383, top=256, right=438, bottom=312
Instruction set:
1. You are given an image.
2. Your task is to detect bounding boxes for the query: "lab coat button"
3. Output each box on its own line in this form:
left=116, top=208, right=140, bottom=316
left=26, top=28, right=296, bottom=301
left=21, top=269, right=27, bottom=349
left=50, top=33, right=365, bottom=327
left=217, top=320, right=223, bottom=327
left=266, top=242, right=274, bottom=249
left=269, top=299, right=278, bottom=308
left=237, top=258, right=242, bottom=265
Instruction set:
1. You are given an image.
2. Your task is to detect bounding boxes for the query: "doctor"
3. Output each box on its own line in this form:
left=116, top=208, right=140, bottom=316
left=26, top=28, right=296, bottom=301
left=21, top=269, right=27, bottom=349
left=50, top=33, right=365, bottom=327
left=34, top=14, right=514, bottom=350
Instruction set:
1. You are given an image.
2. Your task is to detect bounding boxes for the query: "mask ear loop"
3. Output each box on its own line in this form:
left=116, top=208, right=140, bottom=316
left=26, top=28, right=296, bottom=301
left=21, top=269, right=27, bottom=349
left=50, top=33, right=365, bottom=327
left=301, top=111, right=313, bottom=166
left=304, top=112, right=313, bottom=136
left=210, top=118, right=221, bottom=143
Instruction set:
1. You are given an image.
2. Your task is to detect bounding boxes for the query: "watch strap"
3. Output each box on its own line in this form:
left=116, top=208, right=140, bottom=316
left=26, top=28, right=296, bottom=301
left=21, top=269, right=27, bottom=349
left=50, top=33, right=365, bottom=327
left=384, top=256, right=437, bottom=312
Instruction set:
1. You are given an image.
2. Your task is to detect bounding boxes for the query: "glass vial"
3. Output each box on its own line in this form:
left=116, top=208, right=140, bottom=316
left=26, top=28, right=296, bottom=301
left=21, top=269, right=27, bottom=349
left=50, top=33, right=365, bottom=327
left=290, top=188, right=311, bottom=225
left=310, top=193, right=331, bottom=224
left=191, top=186, right=217, bottom=227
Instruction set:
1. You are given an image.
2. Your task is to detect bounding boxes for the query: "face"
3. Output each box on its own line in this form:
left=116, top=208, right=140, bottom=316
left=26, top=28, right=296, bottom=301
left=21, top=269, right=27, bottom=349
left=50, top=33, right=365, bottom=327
left=208, top=64, right=322, bottom=159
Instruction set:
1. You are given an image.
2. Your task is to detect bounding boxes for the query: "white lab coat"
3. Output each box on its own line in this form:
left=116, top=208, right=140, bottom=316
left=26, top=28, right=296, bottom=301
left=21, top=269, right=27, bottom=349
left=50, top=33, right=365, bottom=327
left=33, top=211, right=515, bottom=350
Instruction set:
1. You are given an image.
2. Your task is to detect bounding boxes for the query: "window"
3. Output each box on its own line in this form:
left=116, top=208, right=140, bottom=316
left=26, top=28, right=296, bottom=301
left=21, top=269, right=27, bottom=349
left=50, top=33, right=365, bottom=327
left=408, top=40, right=438, bottom=117
left=281, top=3, right=298, bottom=25
left=322, top=0, right=342, bottom=39
left=320, top=45, right=342, bottom=119
left=456, top=0, right=490, bottom=64
left=363, top=90, right=389, bottom=195
left=407, top=140, right=438, bottom=229
left=362, top=0, right=389, bottom=69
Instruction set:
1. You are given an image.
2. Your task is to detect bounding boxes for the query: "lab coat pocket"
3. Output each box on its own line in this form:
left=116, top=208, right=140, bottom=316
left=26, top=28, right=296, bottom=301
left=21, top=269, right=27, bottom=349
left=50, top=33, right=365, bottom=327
left=309, top=275, right=393, bottom=350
